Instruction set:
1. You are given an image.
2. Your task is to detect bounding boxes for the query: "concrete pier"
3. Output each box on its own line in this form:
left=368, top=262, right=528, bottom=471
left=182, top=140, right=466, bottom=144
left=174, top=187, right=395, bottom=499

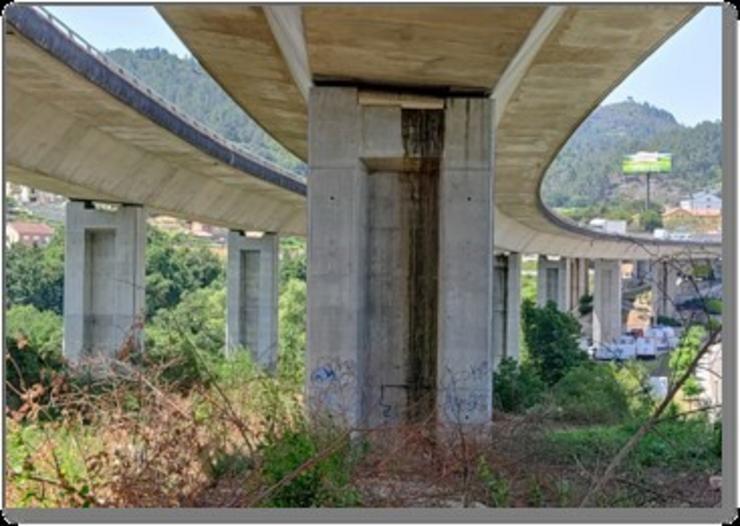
left=652, top=259, right=679, bottom=320
left=593, top=259, right=623, bottom=346
left=634, top=259, right=650, bottom=283
left=537, top=256, right=571, bottom=311
left=493, top=252, right=521, bottom=368
left=568, top=257, right=589, bottom=311
left=226, top=231, right=279, bottom=370
left=307, top=87, right=493, bottom=428
left=63, top=201, right=146, bottom=365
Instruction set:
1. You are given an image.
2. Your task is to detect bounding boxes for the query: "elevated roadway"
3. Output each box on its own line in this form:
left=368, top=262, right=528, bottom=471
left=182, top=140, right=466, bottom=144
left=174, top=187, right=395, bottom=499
left=5, top=6, right=306, bottom=235
left=158, top=4, right=721, bottom=259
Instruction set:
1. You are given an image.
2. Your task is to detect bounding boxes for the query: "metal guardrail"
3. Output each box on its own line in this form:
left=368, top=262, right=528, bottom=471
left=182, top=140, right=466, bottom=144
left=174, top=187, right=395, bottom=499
left=33, top=6, right=304, bottom=185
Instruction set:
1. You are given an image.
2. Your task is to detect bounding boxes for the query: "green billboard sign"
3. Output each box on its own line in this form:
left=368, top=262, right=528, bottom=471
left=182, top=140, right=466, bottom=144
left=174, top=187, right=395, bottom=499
left=622, top=152, right=672, bottom=174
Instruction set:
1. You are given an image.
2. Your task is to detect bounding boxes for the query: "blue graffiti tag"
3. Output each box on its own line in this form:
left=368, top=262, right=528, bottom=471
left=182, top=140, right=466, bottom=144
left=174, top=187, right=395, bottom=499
left=311, top=366, right=337, bottom=382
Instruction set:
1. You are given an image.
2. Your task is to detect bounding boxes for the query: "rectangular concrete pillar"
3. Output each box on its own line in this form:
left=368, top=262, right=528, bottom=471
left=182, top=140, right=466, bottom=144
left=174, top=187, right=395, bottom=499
left=634, top=259, right=650, bottom=282
left=593, top=259, right=623, bottom=346
left=537, top=256, right=571, bottom=311
left=307, top=87, right=493, bottom=429
left=568, top=258, right=589, bottom=311
left=63, top=201, right=146, bottom=365
left=437, top=97, right=494, bottom=428
left=307, top=87, right=368, bottom=428
left=652, top=259, right=679, bottom=320
left=226, top=231, right=279, bottom=370
left=493, top=252, right=521, bottom=369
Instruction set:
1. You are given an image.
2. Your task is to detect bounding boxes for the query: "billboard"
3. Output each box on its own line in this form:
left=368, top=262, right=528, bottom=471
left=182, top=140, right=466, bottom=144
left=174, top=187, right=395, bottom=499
left=622, top=151, right=672, bottom=174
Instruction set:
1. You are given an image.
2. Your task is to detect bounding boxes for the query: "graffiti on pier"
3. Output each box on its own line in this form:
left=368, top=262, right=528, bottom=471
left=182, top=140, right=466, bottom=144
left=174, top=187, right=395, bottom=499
left=308, top=358, right=359, bottom=422
left=439, top=359, right=491, bottom=424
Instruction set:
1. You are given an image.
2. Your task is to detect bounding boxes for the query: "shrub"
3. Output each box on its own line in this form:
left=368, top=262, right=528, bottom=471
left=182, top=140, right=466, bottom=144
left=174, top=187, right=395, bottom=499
left=521, top=299, right=586, bottom=385
left=551, top=363, right=630, bottom=425
left=5, top=305, right=65, bottom=410
left=704, top=298, right=722, bottom=315
left=493, top=358, right=546, bottom=413
left=144, top=285, right=226, bottom=388
left=656, top=315, right=682, bottom=327
left=546, top=418, right=721, bottom=473
left=278, top=279, right=307, bottom=384
left=578, top=293, right=593, bottom=316
left=669, top=325, right=707, bottom=398
left=259, top=426, right=360, bottom=507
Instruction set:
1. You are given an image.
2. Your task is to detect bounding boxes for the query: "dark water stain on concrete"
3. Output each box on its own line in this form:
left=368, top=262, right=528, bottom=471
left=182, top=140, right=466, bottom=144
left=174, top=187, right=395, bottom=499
left=401, top=109, right=443, bottom=422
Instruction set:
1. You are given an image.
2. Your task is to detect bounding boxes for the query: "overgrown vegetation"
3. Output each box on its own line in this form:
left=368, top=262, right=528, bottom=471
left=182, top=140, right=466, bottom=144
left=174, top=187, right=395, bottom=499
left=521, top=299, right=586, bottom=385
left=4, top=221, right=722, bottom=509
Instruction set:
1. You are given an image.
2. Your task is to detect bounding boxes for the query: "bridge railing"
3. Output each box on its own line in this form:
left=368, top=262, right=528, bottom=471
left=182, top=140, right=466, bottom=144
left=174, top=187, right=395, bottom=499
left=33, top=6, right=305, bottom=185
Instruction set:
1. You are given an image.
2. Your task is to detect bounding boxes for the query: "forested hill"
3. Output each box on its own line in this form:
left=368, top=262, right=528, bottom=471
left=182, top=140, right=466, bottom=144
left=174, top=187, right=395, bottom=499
left=105, top=48, right=306, bottom=175
left=105, top=49, right=719, bottom=206
left=542, top=98, right=722, bottom=208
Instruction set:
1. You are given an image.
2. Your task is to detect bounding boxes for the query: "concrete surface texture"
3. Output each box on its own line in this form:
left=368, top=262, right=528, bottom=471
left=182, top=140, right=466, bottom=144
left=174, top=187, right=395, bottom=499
left=4, top=6, right=305, bottom=236
left=493, top=252, right=522, bottom=369
left=63, top=201, right=146, bottom=364
left=593, top=259, right=624, bottom=346
left=226, top=231, right=280, bottom=370
left=307, top=88, right=494, bottom=428
left=537, top=255, right=571, bottom=311
left=652, top=260, right=680, bottom=320
left=157, top=4, right=715, bottom=259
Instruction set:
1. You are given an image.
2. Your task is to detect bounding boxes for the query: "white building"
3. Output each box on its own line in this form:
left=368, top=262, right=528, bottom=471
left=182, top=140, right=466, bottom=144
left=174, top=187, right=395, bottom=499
left=588, top=218, right=627, bottom=235
left=679, top=191, right=722, bottom=212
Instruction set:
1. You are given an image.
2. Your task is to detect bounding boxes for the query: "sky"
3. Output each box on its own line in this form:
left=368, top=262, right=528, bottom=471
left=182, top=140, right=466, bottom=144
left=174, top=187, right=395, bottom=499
left=44, top=4, right=722, bottom=127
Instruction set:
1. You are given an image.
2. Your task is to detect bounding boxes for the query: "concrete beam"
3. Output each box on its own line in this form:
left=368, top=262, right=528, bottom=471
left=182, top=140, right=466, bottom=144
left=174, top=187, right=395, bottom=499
left=63, top=201, right=146, bottom=365
left=263, top=6, right=312, bottom=102
left=226, top=231, right=279, bottom=370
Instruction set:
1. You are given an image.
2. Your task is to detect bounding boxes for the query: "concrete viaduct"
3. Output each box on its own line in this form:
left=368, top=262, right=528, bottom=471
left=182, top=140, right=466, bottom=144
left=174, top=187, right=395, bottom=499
left=5, top=5, right=721, bottom=429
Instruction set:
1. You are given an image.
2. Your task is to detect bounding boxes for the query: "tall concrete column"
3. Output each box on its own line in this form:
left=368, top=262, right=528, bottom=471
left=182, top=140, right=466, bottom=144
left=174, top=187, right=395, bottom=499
left=307, top=87, right=493, bottom=429
left=652, top=259, right=679, bottom=320
left=634, top=259, right=650, bottom=283
left=593, top=259, right=623, bottom=346
left=493, top=252, right=521, bottom=369
left=437, top=97, right=494, bottom=428
left=537, top=256, right=571, bottom=311
left=568, top=257, right=589, bottom=311
left=63, top=201, right=146, bottom=365
left=226, top=230, right=279, bottom=370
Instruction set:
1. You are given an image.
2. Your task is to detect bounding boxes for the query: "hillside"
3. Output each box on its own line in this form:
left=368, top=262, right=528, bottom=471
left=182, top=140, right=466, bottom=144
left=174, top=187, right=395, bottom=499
left=105, top=48, right=306, bottom=175
left=104, top=50, right=720, bottom=206
left=542, top=98, right=722, bottom=208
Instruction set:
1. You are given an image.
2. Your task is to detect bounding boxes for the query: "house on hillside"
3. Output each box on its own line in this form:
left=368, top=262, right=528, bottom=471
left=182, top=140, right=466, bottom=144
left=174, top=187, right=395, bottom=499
left=662, top=207, right=721, bottom=234
left=6, top=221, right=54, bottom=247
left=679, top=191, right=721, bottom=212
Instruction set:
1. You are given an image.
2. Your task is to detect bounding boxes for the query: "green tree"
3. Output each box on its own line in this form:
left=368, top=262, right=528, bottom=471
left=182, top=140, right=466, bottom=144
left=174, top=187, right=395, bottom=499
left=493, top=357, right=546, bottom=413
left=5, top=228, right=65, bottom=314
left=144, top=284, right=226, bottom=387
left=669, top=325, right=707, bottom=398
left=278, top=279, right=307, bottom=383
left=5, top=305, right=64, bottom=409
left=521, top=299, right=586, bottom=385
left=638, top=208, right=663, bottom=232
left=145, top=228, right=225, bottom=318
left=279, top=237, right=307, bottom=286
